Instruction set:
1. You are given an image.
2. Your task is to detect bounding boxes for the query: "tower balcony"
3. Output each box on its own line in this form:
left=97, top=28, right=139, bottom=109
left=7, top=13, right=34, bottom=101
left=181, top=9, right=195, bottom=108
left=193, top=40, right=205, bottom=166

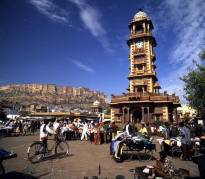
left=127, top=32, right=157, bottom=47
left=150, top=70, right=156, bottom=76
left=129, top=31, right=153, bottom=39
left=128, top=71, right=157, bottom=79
left=136, top=70, right=145, bottom=74
left=133, top=80, right=148, bottom=86
left=133, top=48, right=146, bottom=56
left=133, top=59, right=146, bottom=64
left=111, top=92, right=180, bottom=104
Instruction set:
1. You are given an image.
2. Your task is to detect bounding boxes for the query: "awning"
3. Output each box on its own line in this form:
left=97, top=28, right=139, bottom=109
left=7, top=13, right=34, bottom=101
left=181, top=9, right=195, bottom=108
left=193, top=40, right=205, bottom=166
left=103, top=119, right=111, bottom=122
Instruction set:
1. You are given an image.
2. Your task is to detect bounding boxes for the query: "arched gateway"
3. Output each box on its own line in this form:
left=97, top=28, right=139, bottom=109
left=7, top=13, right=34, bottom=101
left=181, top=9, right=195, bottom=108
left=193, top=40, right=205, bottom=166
left=132, top=107, right=142, bottom=123
left=110, top=10, right=180, bottom=126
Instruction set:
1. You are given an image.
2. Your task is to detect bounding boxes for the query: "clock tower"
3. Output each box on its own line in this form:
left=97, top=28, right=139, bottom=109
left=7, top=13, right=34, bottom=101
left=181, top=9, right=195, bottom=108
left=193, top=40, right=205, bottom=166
left=127, top=10, right=160, bottom=94
left=110, top=10, right=180, bottom=126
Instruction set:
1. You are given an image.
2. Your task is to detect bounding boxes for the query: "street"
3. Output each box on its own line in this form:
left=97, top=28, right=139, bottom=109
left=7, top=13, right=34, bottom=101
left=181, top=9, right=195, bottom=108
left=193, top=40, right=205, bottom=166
left=0, top=135, right=200, bottom=179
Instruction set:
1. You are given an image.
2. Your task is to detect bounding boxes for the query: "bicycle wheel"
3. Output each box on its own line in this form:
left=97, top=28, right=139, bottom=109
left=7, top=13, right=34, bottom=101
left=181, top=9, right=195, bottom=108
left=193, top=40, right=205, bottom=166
left=27, top=142, right=45, bottom=163
left=58, top=132, right=66, bottom=141
left=55, top=141, right=69, bottom=158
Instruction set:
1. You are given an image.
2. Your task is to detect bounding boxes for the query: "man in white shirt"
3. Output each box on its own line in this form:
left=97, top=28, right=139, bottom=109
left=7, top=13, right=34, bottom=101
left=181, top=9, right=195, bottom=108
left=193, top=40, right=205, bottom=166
left=81, top=122, right=88, bottom=141
left=53, top=119, right=60, bottom=132
left=123, top=121, right=133, bottom=136
left=40, top=121, right=55, bottom=150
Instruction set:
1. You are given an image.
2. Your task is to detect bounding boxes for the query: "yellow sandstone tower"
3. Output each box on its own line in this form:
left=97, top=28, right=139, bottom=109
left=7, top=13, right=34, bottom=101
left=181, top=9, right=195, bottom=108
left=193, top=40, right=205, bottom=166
left=128, top=11, right=160, bottom=94
left=110, top=10, right=180, bottom=126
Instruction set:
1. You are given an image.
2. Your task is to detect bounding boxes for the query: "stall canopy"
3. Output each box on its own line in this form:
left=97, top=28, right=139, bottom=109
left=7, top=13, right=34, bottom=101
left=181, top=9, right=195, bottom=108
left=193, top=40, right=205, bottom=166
left=103, top=119, right=111, bottom=122
left=6, top=114, right=20, bottom=120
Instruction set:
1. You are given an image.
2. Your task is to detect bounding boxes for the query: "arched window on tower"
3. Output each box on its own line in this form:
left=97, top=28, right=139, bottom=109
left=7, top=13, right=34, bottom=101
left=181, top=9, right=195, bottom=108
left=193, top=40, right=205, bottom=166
left=137, top=87, right=143, bottom=93
left=135, top=24, right=143, bottom=33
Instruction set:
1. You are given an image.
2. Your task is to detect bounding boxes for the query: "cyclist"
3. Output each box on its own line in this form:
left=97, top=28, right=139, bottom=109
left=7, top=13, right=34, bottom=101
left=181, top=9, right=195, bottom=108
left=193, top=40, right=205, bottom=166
left=53, top=119, right=60, bottom=132
left=40, top=120, right=56, bottom=151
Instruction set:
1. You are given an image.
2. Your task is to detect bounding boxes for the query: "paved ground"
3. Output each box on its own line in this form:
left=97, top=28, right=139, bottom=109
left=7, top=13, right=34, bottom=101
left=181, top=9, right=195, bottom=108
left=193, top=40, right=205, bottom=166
left=0, top=135, right=200, bottom=179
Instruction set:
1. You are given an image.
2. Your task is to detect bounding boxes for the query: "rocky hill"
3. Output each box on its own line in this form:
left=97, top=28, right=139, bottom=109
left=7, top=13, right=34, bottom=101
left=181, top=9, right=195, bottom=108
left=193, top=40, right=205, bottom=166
left=0, top=84, right=108, bottom=110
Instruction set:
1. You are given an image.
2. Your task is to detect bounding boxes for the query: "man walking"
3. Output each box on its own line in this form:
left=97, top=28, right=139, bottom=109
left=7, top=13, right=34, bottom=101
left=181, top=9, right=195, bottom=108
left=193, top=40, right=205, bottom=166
left=81, top=122, right=88, bottom=141
left=179, top=122, right=191, bottom=160
left=123, top=121, right=133, bottom=136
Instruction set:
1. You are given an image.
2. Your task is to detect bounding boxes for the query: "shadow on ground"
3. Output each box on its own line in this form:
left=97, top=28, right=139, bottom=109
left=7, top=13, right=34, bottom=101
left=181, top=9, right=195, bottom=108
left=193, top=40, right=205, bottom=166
left=2, top=171, right=37, bottom=179
left=43, top=153, right=73, bottom=161
left=30, top=153, right=73, bottom=164
left=84, top=175, right=126, bottom=179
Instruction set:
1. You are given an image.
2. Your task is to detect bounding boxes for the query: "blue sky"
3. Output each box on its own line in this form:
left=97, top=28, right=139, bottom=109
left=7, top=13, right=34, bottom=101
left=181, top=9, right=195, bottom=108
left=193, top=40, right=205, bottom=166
left=0, top=0, right=205, bottom=102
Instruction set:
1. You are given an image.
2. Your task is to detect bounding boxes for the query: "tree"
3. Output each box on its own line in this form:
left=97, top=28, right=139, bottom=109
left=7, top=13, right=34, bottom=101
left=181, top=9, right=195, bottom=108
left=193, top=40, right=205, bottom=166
left=181, top=49, right=205, bottom=118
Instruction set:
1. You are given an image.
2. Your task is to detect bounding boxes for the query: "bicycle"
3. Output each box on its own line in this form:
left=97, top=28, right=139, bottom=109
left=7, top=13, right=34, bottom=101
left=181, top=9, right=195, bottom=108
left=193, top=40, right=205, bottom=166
left=27, top=135, right=69, bottom=163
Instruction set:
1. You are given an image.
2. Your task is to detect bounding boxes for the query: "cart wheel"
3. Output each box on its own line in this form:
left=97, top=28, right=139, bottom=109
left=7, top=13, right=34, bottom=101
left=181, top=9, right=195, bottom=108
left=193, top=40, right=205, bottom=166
left=144, top=149, right=154, bottom=160
left=171, top=146, right=182, bottom=158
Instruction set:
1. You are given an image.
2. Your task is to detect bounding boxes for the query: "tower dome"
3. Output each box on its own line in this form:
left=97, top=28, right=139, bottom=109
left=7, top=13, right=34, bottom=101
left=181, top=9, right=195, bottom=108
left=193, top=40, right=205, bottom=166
left=133, top=10, right=150, bottom=21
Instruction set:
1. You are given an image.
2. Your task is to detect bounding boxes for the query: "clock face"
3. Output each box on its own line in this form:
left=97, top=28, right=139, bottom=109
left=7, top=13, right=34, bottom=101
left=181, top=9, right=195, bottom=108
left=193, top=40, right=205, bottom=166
left=136, top=41, right=143, bottom=48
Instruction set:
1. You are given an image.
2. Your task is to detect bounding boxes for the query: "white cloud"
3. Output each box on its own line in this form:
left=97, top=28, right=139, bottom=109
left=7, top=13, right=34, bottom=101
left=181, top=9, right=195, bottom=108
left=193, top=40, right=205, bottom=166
left=156, top=0, right=205, bottom=103
left=69, top=0, right=112, bottom=52
left=72, top=60, right=95, bottom=73
left=29, top=0, right=112, bottom=52
left=69, top=0, right=105, bottom=37
left=29, top=0, right=70, bottom=24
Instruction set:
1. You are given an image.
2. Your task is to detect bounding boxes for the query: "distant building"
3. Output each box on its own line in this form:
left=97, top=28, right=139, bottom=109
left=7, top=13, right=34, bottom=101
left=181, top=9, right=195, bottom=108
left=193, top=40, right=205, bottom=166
left=110, top=10, right=180, bottom=126
left=21, top=104, right=47, bottom=113
left=91, top=100, right=102, bottom=114
left=177, top=104, right=197, bottom=119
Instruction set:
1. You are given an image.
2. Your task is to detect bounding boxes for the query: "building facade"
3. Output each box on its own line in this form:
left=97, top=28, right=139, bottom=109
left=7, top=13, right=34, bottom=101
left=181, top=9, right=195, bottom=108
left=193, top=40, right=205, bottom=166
left=110, top=10, right=180, bottom=126
left=91, top=100, right=102, bottom=114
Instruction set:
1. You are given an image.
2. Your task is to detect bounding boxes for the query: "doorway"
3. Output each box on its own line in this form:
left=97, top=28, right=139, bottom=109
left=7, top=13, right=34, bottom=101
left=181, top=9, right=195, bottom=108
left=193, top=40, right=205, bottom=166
left=132, top=107, right=142, bottom=123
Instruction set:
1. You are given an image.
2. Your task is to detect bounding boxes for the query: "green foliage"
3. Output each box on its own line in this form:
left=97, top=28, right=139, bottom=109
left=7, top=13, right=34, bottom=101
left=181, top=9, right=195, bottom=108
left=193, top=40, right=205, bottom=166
left=181, top=50, right=205, bottom=118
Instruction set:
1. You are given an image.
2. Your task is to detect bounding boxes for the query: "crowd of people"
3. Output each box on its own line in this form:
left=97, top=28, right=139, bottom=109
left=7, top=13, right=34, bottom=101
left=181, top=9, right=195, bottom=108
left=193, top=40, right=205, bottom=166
left=50, top=119, right=119, bottom=145
left=107, top=119, right=205, bottom=178
left=156, top=120, right=205, bottom=161
left=2, top=117, right=205, bottom=158
left=1, top=117, right=205, bottom=178
left=0, top=119, right=40, bottom=136
left=154, top=120, right=205, bottom=178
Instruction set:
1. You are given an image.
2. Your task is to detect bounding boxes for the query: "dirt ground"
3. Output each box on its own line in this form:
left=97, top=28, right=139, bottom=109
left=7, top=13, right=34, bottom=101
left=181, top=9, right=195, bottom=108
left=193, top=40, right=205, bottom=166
left=0, top=134, right=200, bottom=179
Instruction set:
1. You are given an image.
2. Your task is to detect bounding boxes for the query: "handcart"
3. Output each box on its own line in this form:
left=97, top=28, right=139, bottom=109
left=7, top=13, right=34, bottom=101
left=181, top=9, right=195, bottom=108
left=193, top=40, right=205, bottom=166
left=110, top=133, right=156, bottom=162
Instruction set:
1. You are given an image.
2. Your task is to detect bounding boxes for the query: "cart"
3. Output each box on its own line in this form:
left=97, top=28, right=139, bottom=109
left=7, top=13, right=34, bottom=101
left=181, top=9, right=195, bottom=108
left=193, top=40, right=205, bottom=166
left=110, top=134, right=156, bottom=162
